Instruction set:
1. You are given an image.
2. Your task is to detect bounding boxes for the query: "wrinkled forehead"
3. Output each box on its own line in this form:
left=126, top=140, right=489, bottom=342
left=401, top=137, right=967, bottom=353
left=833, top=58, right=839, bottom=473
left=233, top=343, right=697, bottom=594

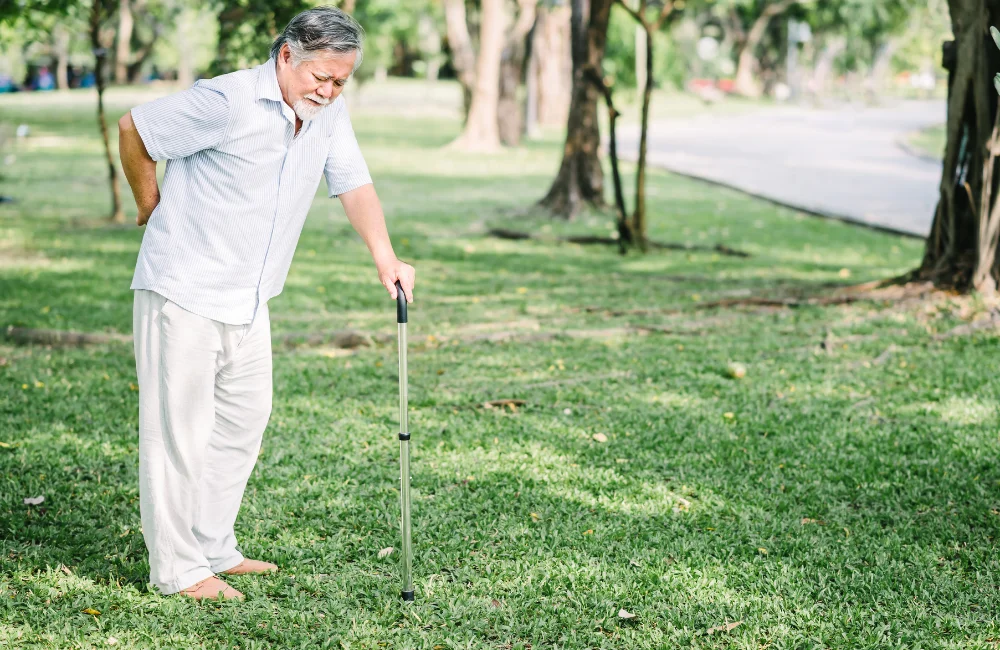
left=299, top=51, right=357, bottom=80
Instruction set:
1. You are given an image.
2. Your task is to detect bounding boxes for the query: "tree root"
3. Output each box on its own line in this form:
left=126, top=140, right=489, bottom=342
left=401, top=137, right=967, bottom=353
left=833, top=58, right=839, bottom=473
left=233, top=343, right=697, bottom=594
left=4, top=326, right=391, bottom=350
left=487, top=228, right=751, bottom=257
left=4, top=327, right=130, bottom=347
left=933, top=309, right=1000, bottom=340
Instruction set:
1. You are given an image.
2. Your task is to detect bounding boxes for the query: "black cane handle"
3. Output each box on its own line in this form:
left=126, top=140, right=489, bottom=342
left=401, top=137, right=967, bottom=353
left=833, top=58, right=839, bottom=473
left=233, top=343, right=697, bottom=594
left=396, top=280, right=407, bottom=324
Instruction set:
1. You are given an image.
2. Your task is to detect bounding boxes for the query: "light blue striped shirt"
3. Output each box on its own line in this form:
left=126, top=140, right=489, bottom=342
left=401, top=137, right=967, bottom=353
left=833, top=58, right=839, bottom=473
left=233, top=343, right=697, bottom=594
left=129, top=57, right=372, bottom=325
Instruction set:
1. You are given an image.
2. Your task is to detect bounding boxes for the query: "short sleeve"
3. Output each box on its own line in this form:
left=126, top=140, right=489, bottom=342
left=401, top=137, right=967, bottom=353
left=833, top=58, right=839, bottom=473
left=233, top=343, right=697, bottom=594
left=130, top=80, right=231, bottom=161
left=324, top=99, right=372, bottom=198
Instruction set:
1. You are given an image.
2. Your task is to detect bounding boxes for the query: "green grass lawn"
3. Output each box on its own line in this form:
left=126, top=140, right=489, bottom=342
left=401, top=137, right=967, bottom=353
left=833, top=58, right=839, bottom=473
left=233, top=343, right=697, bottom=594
left=905, top=124, right=946, bottom=161
left=2, top=86, right=1000, bottom=649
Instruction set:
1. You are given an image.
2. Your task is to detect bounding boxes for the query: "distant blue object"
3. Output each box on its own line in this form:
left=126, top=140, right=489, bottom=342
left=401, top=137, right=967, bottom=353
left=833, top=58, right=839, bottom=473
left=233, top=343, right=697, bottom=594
left=36, top=68, right=55, bottom=91
left=80, top=72, right=95, bottom=88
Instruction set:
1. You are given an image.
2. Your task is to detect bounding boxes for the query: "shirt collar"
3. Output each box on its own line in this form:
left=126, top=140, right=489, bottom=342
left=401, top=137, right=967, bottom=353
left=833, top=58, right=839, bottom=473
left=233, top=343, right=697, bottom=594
left=256, top=57, right=317, bottom=136
left=256, top=58, right=283, bottom=103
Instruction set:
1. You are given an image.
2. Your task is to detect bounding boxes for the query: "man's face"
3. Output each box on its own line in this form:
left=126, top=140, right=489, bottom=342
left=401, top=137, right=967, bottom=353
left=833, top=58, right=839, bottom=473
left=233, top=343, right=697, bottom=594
left=276, top=44, right=356, bottom=122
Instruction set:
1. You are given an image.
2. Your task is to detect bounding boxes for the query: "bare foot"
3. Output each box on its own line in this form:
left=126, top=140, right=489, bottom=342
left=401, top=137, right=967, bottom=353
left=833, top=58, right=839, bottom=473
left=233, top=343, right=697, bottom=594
left=177, top=576, right=244, bottom=601
left=220, top=559, right=279, bottom=576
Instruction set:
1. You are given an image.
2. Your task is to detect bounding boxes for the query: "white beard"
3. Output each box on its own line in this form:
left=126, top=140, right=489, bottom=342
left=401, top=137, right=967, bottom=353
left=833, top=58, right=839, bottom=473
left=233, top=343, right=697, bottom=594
left=292, top=94, right=331, bottom=121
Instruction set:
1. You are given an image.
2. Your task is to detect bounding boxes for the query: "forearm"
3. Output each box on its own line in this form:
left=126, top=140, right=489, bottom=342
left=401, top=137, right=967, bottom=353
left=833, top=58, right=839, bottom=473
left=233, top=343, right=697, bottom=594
left=339, top=183, right=395, bottom=263
left=117, top=111, right=160, bottom=221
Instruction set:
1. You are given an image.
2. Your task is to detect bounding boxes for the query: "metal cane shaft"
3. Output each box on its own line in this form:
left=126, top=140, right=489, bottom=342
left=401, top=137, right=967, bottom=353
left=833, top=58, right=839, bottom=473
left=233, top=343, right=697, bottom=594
left=398, top=323, right=413, bottom=599
left=395, top=281, right=414, bottom=601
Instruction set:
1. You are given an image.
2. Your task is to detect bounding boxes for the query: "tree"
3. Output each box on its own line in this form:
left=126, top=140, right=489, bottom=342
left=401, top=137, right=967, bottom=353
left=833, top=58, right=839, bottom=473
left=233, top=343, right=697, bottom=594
left=613, top=0, right=677, bottom=251
left=449, top=0, right=507, bottom=150
left=115, top=0, right=132, bottom=83
left=918, top=0, right=1000, bottom=293
left=525, top=0, right=572, bottom=136
left=728, top=0, right=804, bottom=97
left=538, top=0, right=613, bottom=218
left=805, top=0, right=911, bottom=102
left=89, top=0, right=126, bottom=222
left=498, top=0, right=537, bottom=145
left=443, top=0, right=477, bottom=118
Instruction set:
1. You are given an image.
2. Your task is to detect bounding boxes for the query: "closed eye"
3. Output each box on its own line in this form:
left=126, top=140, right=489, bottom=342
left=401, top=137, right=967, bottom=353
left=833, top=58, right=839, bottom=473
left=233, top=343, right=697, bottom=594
left=313, top=74, right=347, bottom=87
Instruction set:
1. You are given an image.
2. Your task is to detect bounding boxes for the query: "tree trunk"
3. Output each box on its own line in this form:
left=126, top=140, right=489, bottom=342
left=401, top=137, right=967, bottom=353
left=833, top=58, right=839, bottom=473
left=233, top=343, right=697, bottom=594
left=525, top=31, right=540, bottom=138
left=586, top=67, right=629, bottom=252
left=635, top=18, right=647, bottom=94
left=443, top=0, right=477, bottom=121
left=863, top=40, right=898, bottom=105
left=808, top=37, right=846, bottom=103
left=733, top=0, right=797, bottom=98
left=632, top=20, right=654, bottom=251
left=115, top=0, right=133, bottom=85
left=449, top=0, right=506, bottom=151
left=538, top=0, right=612, bottom=219
left=532, top=2, right=572, bottom=127
left=498, top=0, right=537, bottom=147
left=127, top=35, right=159, bottom=84
left=418, top=14, right=444, bottom=82
left=53, top=25, right=70, bottom=90
left=920, top=0, right=1000, bottom=293
left=91, top=1, right=125, bottom=224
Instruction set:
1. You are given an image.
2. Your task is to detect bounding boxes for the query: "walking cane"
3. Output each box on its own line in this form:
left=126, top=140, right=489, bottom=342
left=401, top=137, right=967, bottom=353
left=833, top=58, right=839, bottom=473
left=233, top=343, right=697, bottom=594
left=395, top=280, right=414, bottom=602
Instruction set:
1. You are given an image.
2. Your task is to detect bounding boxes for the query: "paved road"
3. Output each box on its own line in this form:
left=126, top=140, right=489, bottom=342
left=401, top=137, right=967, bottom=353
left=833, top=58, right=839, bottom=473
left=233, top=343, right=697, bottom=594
left=617, top=100, right=946, bottom=237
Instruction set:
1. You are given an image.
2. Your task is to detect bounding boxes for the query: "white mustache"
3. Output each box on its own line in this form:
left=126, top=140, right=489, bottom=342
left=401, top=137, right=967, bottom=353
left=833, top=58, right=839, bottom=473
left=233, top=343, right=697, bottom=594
left=305, top=94, right=330, bottom=105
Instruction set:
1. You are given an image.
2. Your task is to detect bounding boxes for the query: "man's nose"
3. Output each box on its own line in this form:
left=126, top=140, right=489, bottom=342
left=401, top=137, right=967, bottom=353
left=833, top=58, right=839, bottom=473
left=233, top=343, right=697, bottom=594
left=316, top=81, right=334, bottom=98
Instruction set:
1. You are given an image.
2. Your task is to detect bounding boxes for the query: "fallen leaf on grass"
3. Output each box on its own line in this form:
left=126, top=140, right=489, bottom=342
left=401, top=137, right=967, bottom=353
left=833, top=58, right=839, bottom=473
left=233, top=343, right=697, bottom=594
left=530, top=512, right=539, bottom=521
left=706, top=621, right=741, bottom=635
left=490, top=599, right=501, bottom=608
left=82, top=608, right=100, bottom=616
left=24, top=496, right=44, bottom=505
left=107, top=637, right=118, bottom=646
left=378, top=547, right=394, bottom=559
left=723, top=412, right=734, bottom=420
left=757, top=547, right=768, bottom=555
left=0, top=441, right=10, bottom=448
left=618, top=608, right=636, bottom=620
left=60, top=565, right=72, bottom=576
left=801, top=518, right=825, bottom=525
left=727, top=362, right=747, bottom=379
left=592, top=433, right=608, bottom=443
left=583, top=529, right=593, bottom=535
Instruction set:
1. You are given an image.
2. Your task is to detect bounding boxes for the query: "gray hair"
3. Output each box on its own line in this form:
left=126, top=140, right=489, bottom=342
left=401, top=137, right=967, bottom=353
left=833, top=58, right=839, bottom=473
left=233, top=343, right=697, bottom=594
left=270, top=6, right=365, bottom=73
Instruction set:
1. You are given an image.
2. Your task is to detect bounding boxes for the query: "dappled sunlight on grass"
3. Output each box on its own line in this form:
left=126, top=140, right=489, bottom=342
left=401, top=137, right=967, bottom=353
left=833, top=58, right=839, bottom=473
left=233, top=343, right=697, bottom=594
left=897, top=396, right=999, bottom=427
left=933, top=396, right=998, bottom=426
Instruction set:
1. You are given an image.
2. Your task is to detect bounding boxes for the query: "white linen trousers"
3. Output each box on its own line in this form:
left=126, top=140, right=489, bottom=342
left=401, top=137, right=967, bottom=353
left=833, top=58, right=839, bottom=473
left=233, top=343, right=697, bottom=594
left=133, top=289, right=273, bottom=595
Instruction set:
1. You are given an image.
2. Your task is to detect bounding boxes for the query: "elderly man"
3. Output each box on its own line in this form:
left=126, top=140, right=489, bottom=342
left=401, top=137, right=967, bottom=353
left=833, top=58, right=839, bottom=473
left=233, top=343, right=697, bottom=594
left=117, top=6, right=415, bottom=601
